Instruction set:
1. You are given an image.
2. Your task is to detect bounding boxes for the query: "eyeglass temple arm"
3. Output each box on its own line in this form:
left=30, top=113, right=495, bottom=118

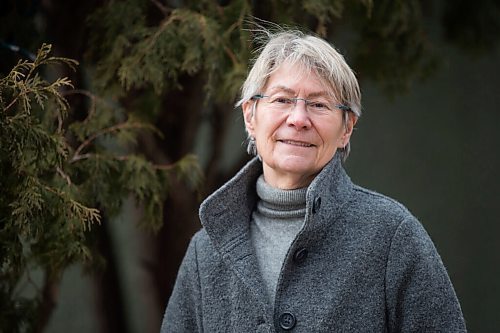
left=251, top=94, right=267, bottom=100
left=336, top=104, right=351, bottom=112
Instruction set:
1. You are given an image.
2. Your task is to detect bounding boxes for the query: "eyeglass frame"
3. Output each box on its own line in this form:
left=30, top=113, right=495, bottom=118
left=250, top=94, right=352, bottom=114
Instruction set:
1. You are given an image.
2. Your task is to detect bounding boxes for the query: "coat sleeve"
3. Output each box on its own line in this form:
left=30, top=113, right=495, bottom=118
left=160, top=234, right=203, bottom=333
left=385, top=216, right=467, bottom=332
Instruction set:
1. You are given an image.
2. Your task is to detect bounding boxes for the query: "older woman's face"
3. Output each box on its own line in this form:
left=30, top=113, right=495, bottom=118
left=243, top=62, right=356, bottom=189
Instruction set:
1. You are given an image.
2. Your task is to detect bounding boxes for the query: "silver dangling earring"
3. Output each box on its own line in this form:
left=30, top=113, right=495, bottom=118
left=247, top=137, right=258, bottom=156
left=340, top=141, right=349, bottom=162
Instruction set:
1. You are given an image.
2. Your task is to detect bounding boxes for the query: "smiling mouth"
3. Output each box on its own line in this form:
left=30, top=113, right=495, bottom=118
left=279, top=140, right=315, bottom=147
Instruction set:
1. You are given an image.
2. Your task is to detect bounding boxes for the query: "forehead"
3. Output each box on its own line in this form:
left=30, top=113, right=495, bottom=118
left=263, top=62, right=333, bottom=97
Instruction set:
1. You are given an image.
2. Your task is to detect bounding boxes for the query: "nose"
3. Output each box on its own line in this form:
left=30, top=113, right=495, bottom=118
left=286, top=99, right=312, bottom=130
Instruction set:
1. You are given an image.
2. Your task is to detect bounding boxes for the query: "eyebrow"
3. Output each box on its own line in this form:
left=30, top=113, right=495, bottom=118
left=268, top=85, right=330, bottom=99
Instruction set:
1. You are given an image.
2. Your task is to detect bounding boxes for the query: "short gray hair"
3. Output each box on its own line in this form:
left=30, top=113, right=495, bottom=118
left=237, top=29, right=362, bottom=161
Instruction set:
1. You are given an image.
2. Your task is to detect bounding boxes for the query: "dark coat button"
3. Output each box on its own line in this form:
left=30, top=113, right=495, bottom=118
left=312, top=196, right=322, bottom=214
left=293, top=247, right=308, bottom=263
left=279, top=312, right=296, bottom=330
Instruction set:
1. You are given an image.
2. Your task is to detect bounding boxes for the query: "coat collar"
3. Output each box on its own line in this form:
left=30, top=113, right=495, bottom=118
left=200, top=156, right=262, bottom=254
left=200, top=153, right=354, bottom=253
left=199, top=157, right=266, bottom=310
left=301, top=153, right=355, bottom=244
left=200, top=152, right=354, bottom=259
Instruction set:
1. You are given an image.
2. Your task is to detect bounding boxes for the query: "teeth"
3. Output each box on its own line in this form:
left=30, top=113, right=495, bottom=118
left=281, top=140, right=313, bottom=147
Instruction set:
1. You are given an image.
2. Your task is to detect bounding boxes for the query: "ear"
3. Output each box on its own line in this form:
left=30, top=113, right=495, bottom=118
left=242, top=100, right=256, bottom=137
left=339, top=114, right=358, bottom=148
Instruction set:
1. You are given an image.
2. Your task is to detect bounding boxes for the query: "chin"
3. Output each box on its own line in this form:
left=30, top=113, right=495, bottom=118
left=276, top=158, right=318, bottom=175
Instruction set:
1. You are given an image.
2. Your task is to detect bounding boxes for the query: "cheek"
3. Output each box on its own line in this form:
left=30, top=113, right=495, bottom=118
left=254, top=115, right=282, bottom=141
left=318, top=123, right=344, bottom=146
left=252, top=123, right=272, bottom=152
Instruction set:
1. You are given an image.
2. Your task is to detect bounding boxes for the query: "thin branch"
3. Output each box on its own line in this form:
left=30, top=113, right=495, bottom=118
left=145, top=15, right=175, bottom=52
left=126, top=11, right=178, bottom=69
left=57, top=166, right=72, bottom=186
left=70, top=152, right=177, bottom=177
left=42, top=184, right=101, bottom=226
left=61, top=89, right=98, bottom=122
left=70, top=153, right=93, bottom=163
left=223, top=45, right=239, bottom=67
left=13, top=267, right=42, bottom=300
left=34, top=269, right=60, bottom=333
left=153, top=163, right=176, bottom=171
left=113, top=155, right=176, bottom=170
left=3, top=93, right=22, bottom=113
left=70, top=121, right=148, bottom=163
left=150, top=0, right=170, bottom=16
left=221, top=19, right=244, bottom=66
left=56, top=109, right=64, bottom=133
left=26, top=268, right=42, bottom=294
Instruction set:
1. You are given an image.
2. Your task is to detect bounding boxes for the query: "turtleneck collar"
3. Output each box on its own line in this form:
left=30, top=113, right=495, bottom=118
left=255, top=175, right=307, bottom=219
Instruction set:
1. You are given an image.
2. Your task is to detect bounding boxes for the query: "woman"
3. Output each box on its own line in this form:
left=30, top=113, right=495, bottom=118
left=161, top=30, right=466, bottom=332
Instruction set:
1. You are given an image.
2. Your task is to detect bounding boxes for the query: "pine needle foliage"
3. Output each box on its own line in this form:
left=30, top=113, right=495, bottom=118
left=0, top=44, right=201, bottom=332
left=84, top=0, right=435, bottom=105
left=86, top=0, right=255, bottom=104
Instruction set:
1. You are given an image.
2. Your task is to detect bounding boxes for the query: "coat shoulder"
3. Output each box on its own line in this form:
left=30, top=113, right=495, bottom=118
left=189, top=228, right=223, bottom=266
left=190, top=228, right=214, bottom=253
left=347, top=184, right=416, bottom=227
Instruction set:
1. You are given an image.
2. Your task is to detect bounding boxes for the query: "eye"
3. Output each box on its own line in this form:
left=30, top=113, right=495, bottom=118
left=271, top=96, right=294, bottom=104
left=308, top=101, right=331, bottom=110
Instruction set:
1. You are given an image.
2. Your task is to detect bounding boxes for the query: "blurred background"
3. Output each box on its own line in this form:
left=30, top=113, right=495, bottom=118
left=1, top=0, right=499, bottom=332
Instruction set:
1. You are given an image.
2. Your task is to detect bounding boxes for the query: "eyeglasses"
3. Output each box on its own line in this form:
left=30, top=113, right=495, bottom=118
left=251, top=94, right=351, bottom=116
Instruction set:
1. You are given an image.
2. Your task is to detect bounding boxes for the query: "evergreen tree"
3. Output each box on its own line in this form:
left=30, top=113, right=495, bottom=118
left=0, top=44, right=200, bottom=332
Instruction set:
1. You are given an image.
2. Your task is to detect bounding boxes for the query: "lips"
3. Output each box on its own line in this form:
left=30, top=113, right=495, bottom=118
left=279, top=139, right=315, bottom=147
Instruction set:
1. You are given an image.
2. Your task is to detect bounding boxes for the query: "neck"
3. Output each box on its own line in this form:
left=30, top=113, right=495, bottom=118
left=262, top=164, right=316, bottom=190
left=256, top=175, right=307, bottom=218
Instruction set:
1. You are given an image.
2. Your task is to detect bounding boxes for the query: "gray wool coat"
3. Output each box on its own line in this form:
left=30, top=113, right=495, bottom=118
left=161, top=155, right=466, bottom=332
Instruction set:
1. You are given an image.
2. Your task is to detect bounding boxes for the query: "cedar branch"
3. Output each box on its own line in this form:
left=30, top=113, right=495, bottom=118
left=71, top=121, right=150, bottom=163
left=150, top=0, right=170, bottom=16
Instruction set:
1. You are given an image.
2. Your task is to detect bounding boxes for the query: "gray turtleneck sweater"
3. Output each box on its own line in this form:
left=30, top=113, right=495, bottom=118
left=250, top=175, right=307, bottom=304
